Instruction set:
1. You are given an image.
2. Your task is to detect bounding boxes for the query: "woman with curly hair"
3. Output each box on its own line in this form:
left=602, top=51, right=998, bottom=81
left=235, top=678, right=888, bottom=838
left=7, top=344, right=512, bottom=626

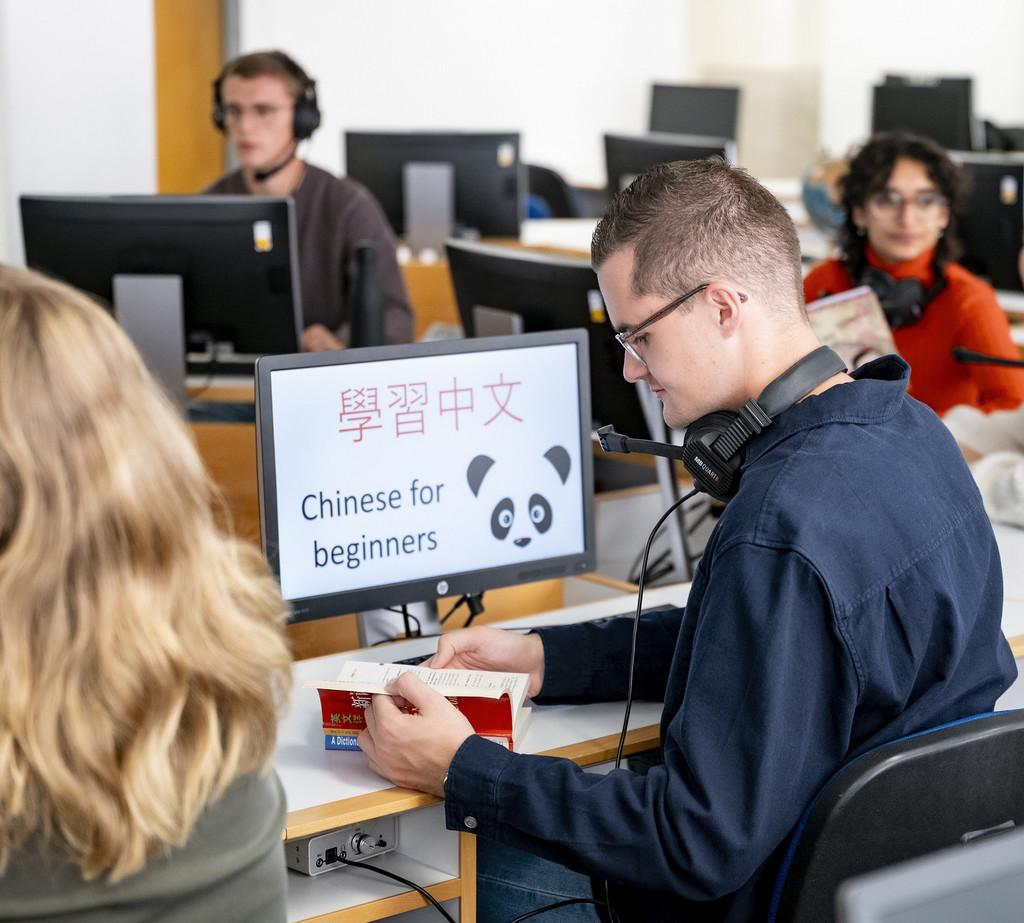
left=804, top=132, right=1024, bottom=415
left=0, top=266, right=293, bottom=921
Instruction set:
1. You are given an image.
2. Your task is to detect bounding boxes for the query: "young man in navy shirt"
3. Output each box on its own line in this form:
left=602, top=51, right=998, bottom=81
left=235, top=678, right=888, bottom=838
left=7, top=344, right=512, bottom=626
left=358, top=160, right=1016, bottom=922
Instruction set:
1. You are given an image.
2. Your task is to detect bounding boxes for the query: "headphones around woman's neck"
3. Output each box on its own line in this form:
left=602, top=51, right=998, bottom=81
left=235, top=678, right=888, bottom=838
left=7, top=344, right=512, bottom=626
left=858, top=264, right=947, bottom=330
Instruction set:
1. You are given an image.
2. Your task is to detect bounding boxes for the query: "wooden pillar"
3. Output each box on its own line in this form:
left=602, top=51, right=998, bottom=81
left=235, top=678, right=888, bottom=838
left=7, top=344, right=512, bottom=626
left=154, top=0, right=226, bottom=193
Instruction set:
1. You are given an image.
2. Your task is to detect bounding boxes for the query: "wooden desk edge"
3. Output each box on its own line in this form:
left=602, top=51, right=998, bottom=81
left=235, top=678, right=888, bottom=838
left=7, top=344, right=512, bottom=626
left=1010, top=633, right=1024, bottom=659
left=284, top=723, right=660, bottom=841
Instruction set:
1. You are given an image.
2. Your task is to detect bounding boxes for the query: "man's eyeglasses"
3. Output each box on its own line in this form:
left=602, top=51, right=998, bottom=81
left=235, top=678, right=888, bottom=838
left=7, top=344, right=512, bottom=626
left=222, top=103, right=292, bottom=124
left=867, top=190, right=947, bottom=217
left=614, top=283, right=747, bottom=367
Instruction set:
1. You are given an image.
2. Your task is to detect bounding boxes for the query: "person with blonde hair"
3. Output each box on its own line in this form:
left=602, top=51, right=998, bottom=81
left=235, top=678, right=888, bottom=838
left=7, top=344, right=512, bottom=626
left=0, top=265, right=293, bottom=921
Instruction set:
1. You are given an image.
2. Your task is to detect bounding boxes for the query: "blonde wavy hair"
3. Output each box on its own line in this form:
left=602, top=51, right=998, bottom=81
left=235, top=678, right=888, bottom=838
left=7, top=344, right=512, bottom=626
left=0, top=265, right=292, bottom=881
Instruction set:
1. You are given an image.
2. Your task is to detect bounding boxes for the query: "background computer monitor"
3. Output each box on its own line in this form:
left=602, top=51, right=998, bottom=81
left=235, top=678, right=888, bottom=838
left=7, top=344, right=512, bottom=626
left=345, top=131, right=522, bottom=238
left=20, top=195, right=303, bottom=364
left=952, top=152, right=1024, bottom=292
left=871, top=76, right=979, bottom=152
left=649, top=83, right=740, bottom=140
left=255, top=330, right=596, bottom=622
left=446, top=240, right=653, bottom=440
left=604, top=132, right=737, bottom=196
left=838, top=827, right=1024, bottom=923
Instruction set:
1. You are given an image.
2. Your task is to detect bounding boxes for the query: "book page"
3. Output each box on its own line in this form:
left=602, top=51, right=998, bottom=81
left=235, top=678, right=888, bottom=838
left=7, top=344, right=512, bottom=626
left=307, top=661, right=530, bottom=710
left=805, top=285, right=897, bottom=370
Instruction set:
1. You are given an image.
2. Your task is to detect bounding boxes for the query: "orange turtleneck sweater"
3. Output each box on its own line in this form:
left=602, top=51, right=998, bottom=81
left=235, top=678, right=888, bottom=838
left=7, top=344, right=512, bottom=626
left=803, top=245, right=1024, bottom=416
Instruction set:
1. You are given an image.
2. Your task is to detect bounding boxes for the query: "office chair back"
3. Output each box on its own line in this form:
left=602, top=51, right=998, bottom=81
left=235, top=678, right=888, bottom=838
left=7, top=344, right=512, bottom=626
left=768, top=709, right=1024, bottom=923
left=526, top=163, right=578, bottom=218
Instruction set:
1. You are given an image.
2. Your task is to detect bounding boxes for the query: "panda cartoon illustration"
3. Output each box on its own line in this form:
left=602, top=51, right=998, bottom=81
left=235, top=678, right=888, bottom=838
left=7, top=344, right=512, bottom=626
left=466, top=446, right=572, bottom=549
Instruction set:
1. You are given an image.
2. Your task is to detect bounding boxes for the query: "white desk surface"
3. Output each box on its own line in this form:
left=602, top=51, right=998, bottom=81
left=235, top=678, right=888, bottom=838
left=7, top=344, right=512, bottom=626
left=186, top=373, right=254, bottom=390
left=518, top=218, right=597, bottom=254
left=516, top=208, right=832, bottom=264
left=277, top=521, right=1024, bottom=818
left=277, top=582, right=689, bottom=816
left=999, top=290, right=1024, bottom=313
left=995, top=523, right=1024, bottom=643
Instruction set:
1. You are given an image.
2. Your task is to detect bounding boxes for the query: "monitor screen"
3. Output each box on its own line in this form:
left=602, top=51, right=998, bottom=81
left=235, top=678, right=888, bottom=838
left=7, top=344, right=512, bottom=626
left=20, top=195, right=303, bottom=364
left=871, top=78, right=978, bottom=152
left=446, top=240, right=653, bottom=440
left=604, top=132, right=737, bottom=196
left=345, top=131, right=522, bottom=237
left=649, top=83, right=740, bottom=140
left=256, top=330, right=596, bottom=622
left=838, top=827, right=1024, bottom=923
left=952, top=153, right=1024, bottom=292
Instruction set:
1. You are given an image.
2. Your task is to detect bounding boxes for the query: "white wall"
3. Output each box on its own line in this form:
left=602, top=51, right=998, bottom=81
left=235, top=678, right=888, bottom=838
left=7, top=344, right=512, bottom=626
left=819, top=0, right=1024, bottom=157
left=237, top=0, right=689, bottom=188
left=0, top=10, right=8, bottom=264
left=3, top=0, right=1023, bottom=264
left=0, top=0, right=157, bottom=265
left=687, top=0, right=823, bottom=177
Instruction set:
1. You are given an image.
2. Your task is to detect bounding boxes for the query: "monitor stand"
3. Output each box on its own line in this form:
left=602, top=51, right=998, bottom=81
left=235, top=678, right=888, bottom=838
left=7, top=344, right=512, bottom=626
left=112, top=274, right=187, bottom=409
left=357, top=600, right=442, bottom=647
left=404, top=161, right=455, bottom=255
left=634, top=381, right=693, bottom=582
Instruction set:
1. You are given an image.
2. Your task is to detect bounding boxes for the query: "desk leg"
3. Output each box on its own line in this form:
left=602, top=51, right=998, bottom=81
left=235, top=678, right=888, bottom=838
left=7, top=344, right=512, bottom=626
left=459, top=832, right=477, bottom=922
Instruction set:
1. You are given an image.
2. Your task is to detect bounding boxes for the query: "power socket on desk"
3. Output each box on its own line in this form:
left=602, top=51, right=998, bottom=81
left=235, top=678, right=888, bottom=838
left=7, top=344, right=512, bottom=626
left=286, top=816, right=398, bottom=876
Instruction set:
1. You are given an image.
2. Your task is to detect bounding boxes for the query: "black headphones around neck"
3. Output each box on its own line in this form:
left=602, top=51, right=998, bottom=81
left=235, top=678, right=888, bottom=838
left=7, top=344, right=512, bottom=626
left=859, top=265, right=947, bottom=331
left=598, top=345, right=847, bottom=503
left=212, top=51, right=321, bottom=141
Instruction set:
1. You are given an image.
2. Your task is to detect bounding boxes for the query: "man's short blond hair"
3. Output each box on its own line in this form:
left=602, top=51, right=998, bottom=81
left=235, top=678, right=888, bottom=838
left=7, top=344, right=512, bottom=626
left=591, top=159, right=806, bottom=319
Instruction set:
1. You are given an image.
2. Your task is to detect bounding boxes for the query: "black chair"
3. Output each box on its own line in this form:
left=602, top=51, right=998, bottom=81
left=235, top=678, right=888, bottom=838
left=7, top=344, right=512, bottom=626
left=525, top=163, right=579, bottom=218
left=768, top=709, right=1024, bottom=923
left=1002, top=127, right=1024, bottom=152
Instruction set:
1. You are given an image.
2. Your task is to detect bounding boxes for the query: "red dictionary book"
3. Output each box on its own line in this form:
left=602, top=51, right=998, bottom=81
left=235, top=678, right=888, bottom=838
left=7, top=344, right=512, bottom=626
left=306, top=662, right=532, bottom=752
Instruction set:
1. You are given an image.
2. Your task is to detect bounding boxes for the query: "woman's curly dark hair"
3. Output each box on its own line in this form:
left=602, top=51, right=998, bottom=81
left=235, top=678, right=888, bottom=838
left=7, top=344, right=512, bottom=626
left=838, top=132, right=965, bottom=280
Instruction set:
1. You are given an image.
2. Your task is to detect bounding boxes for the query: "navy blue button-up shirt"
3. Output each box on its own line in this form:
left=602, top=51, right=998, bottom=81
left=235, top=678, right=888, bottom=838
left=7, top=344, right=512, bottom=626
left=445, top=357, right=1017, bottom=921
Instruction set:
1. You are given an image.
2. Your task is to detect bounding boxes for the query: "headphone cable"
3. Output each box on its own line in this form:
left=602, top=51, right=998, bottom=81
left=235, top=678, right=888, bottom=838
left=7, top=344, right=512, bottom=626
left=337, top=856, right=455, bottom=922
left=613, top=486, right=699, bottom=769
left=501, top=487, right=699, bottom=923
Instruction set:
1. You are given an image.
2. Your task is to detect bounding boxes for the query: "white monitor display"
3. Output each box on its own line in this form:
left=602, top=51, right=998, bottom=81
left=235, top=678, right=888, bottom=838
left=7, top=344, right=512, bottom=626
left=256, top=330, right=595, bottom=622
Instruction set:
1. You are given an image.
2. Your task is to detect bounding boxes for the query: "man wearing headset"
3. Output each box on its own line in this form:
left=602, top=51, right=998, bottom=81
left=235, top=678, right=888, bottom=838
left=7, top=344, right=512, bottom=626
left=206, top=51, right=413, bottom=351
left=359, top=161, right=1015, bottom=922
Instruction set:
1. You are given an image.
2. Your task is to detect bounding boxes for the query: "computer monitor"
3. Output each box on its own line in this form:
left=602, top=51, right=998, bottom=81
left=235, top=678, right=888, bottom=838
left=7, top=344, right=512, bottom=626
left=20, top=195, right=303, bottom=369
left=345, top=131, right=522, bottom=238
left=871, top=76, right=980, bottom=152
left=649, top=83, right=740, bottom=140
left=604, top=132, right=737, bottom=196
left=446, top=240, right=653, bottom=440
left=255, top=330, right=596, bottom=622
left=838, top=827, right=1024, bottom=923
left=952, top=152, right=1024, bottom=292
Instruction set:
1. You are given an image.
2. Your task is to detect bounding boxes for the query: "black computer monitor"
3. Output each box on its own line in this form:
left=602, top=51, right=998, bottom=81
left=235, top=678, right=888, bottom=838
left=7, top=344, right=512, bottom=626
left=446, top=240, right=653, bottom=440
left=604, top=132, right=737, bottom=197
left=953, top=153, right=1024, bottom=292
left=255, top=330, right=596, bottom=622
left=649, top=83, right=740, bottom=140
left=20, top=195, right=303, bottom=365
left=872, top=76, right=979, bottom=152
left=345, top=131, right=522, bottom=238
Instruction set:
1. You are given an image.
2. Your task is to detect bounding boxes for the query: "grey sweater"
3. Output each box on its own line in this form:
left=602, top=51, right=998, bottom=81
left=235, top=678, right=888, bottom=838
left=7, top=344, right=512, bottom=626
left=206, top=165, right=414, bottom=345
left=0, top=771, right=287, bottom=923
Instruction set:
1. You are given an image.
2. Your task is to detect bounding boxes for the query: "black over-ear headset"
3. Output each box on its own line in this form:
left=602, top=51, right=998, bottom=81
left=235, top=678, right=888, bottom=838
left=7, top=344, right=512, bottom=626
left=598, top=345, right=847, bottom=502
left=212, top=51, right=321, bottom=141
left=859, top=265, right=947, bottom=331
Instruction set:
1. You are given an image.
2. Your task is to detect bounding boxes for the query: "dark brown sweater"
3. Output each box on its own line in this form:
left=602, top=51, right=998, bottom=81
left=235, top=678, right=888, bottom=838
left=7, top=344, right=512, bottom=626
left=206, top=164, right=413, bottom=345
